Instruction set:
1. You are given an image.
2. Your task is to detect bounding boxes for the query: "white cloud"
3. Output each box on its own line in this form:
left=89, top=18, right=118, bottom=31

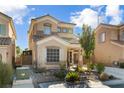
left=70, top=5, right=124, bottom=28
left=70, top=8, right=98, bottom=28
left=105, top=5, right=123, bottom=25
left=0, top=5, right=30, bottom=25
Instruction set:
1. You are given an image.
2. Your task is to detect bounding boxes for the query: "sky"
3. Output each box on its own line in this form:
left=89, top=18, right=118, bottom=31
left=0, top=5, right=124, bottom=50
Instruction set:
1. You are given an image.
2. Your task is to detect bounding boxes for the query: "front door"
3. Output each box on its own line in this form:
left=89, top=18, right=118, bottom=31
left=74, top=53, right=79, bottom=64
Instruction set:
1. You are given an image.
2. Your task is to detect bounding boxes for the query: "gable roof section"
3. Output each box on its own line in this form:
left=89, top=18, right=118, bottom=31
left=0, top=12, right=16, bottom=38
left=37, top=35, right=70, bottom=46
left=33, top=14, right=76, bottom=25
left=28, top=14, right=76, bottom=35
left=95, top=23, right=120, bottom=33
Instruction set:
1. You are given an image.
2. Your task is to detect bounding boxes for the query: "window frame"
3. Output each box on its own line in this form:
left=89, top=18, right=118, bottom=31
left=120, top=31, right=124, bottom=41
left=63, top=28, right=68, bottom=33
left=0, top=24, right=7, bottom=36
left=43, top=23, right=51, bottom=35
left=99, top=32, right=106, bottom=43
left=57, top=27, right=61, bottom=32
left=46, top=47, right=60, bottom=62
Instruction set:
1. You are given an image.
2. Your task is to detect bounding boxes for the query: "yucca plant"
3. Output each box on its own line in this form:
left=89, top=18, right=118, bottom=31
left=65, top=72, right=80, bottom=83
left=0, top=61, right=13, bottom=88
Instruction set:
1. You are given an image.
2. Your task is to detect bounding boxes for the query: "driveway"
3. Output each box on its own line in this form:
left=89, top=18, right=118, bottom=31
left=103, top=67, right=124, bottom=85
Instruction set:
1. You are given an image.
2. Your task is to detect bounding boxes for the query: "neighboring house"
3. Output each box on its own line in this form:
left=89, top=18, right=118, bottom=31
left=95, top=23, right=124, bottom=66
left=28, top=14, right=83, bottom=69
left=0, top=12, right=16, bottom=65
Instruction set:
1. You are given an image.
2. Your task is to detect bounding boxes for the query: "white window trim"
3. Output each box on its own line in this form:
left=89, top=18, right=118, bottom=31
left=99, top=32, right=106, bottom=43
left=46, top=47, right=60, bottom=62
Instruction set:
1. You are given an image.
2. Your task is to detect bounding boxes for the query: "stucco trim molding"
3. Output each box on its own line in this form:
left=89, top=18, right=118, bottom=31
left=36, top=36, right=70, bottom=46
left=111, top=41, right=124, bottom=47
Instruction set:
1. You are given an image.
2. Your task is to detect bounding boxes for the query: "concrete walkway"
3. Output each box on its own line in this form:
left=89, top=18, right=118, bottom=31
left=46, top=80, right=110, bottom=88
left=88, top=80, right=110, bottom=88
left=12, top=66, right=34, bottom=88
left=12, top=78, right=34, bottom=88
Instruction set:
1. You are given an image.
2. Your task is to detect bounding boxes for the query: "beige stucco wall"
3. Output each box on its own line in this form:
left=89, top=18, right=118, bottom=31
left=0, top=45, right=12, bottom=64
left=95, top=26, right=123, bottom=66
left=29, top=16, right=75, bottom=64
left=0, top=14, right=16, bottom=64
left=37, top=38, right=67, bottom=69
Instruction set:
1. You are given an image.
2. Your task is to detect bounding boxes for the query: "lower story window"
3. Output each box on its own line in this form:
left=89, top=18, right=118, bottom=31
left=47, top=48, right=59, bottom=62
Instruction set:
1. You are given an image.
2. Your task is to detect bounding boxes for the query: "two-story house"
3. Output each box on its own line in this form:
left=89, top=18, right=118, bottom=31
left=95, top=23, right=124, bottom=66
left=28, top=15, right=83, bottom=69
left=0, top=12, right=16, bottom=65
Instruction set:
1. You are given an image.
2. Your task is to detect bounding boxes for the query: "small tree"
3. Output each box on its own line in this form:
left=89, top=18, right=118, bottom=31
left=79, top=24, right=95, bottom=68
left=16, top=46, right=22, bottom=57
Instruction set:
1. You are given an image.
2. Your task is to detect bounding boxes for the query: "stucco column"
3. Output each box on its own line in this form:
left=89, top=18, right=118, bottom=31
left=72, top=50, right=74, bottom=64
left=78, top=49, right=83, bottom=66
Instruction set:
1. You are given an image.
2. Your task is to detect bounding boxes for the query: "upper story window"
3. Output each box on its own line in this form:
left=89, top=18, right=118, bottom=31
left=99, top=32, right=106, bottom=43
left=57, top=27, right=61, bottom=32
left=43, top=23, right=51, bottom=35
left=0, top=24, right=6, bottom=36
left=63, top=28, right=68, bottom=33
left=120, top=31, right=124, bottom=41
left=68, top=29, right=73, bottom=33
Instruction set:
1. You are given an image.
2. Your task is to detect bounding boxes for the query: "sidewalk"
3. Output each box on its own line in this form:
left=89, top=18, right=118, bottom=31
left=12, top=78, right=34, bottom=88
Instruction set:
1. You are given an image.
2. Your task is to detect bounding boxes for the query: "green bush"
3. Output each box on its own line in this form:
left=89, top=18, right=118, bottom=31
left=54, top=70, right=66, bottom=80
left=75, top=66, right=84, bottom=73
left=0, top=62, right=13, bottom=88
left=65, top=72, right=80, bottom=83
left=34, top=67, right=47, bottom=73
left=96, top=63, right=105, bottom=74
left=59, top=62, right=66, bottom=70
left=119, top=63, right=124, bottom=68
left=87, top=63, right=95, bottom=71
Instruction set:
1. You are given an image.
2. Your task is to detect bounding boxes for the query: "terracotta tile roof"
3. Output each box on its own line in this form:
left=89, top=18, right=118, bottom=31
left=0, top=37, right=12, bottom=45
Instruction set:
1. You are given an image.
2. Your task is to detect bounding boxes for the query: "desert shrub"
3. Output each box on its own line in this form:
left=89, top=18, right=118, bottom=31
left=0, top=62, right=13, bottom=88
left=54, top=70, right=66, bottom=80
left=119, top=63, right=124, bottom=68
left=34, top=67, right=47, bottom=73
left=99, top=72, right=109, bottom=81
left=65, top=72, right=80, bottom=83
left=75, top=66, right=84, bottom=73
left=87, top=63, right=95, bottom=71
left=96, top=63, right=105, bottom=74
left=59, top=62, right=66, bottom=70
